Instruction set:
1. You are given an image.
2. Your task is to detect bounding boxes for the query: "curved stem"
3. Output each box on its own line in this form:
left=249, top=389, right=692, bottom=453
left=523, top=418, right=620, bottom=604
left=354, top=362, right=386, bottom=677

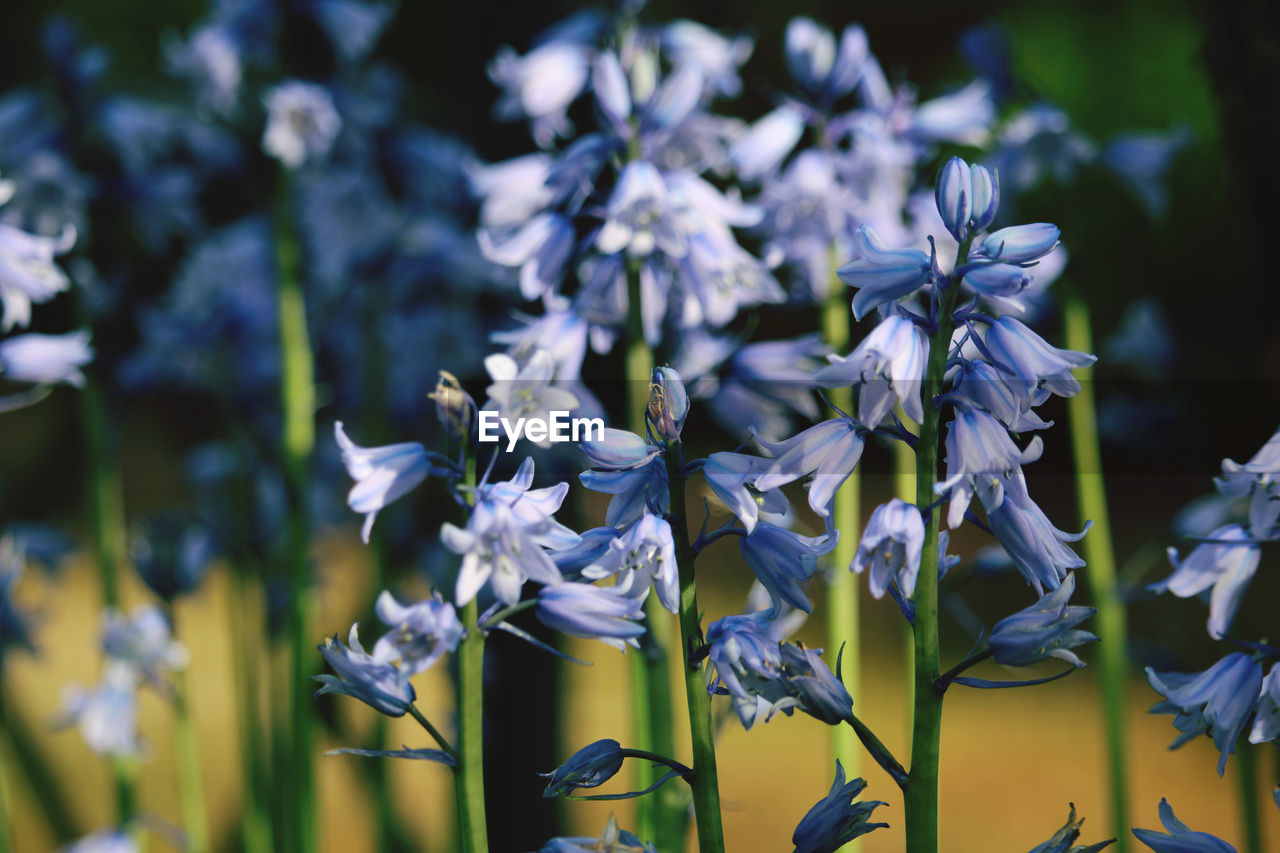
left=822, top=247, right=864, bottom=810
left=480, top=599, right=538, bottom=630
left=665, top=447, right=725, bottom=853
left=618, top=749, right=695, bottom=781
left=843, top=715, right=908, bottom=790
left=935, top=648, right=994, bottom=690
left=408, top=705, right=458, bottom=761
left=1063, top=296, right=1130, bottom=853
left=904, top=247, right=966, bottom=853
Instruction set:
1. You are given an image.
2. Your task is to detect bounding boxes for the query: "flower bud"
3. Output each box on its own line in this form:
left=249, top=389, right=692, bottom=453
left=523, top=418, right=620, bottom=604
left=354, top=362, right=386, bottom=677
left=968, top=164, right=999, bottom=232
left=648, top=366, right=689, bottom=443
left=428, top=370, right=475, bottom=441
left=540, top=739, right=626, bottom=797
left=979, top=223, right=1060, bottom=264
left=935, top=156, right=972, bottom=241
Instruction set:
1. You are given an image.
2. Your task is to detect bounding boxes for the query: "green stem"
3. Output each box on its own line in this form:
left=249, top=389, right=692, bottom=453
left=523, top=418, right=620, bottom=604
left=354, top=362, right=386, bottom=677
left=0, top=671, right=11, bottom=853
left=1063, top=297, right=1130, bottom=853
left=407, top=706, right=459, bottom=761
left=457, top=600, right=488, bottom=853
left=822, top=250, right=863, bottom=812
left=1237, top=742, right=1264, bottom=853
left=904, top=247, right=966, bottom=853
left=895, top=413, right=918, bottom=750
left=624, top=257, right=683, bottom=850
left=166, top=606, right=210, bottom=853
left=0, top=685, right=81, bottom=842
left=665, top=448, right=725, bottom=853
left=229, top=572, right=272, bottom=853
left=275, top=177, right=317, bottom=853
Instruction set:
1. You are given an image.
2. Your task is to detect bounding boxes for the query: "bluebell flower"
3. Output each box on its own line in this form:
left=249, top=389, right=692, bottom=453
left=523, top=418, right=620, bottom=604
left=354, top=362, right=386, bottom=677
left=101, top=605, right=188, bottom=687
left=478, top=212, right=575, bottom=301
left=335, top=422, right=442, bottom=543
left=0, top=222, right=74, bottom=331
left=261, top=81, right=341, bottom=169
left=1249, top=663, right=1279, bottom=744
left=705, top=611, right=792, bottom=728
left=1215, top=427, right=1280, bottom=540
left=58, top=661, right=142, bottom=758
left=780, top=642, right=856, bottom=726
left=729, top=105, right=805, bottom=181
left=940, top=407, right=1042, bottom=529
left=908, top=82, right=995, bottom=147
left=164, top=23, right=242, bottom=116
left=309, top=0, right=394, bottom=65
left=371, top=592, right=464, bottom=676
left=315, top=625, right=416, bottom=717
left=983, top=316, right=1096, bottom=404
left=837, top=224, right=934, bottom=321
left=445, top=458, right=580, bottom=606
left=1147, top=652, right=1263, bottom=775
left=951, top=359, right=1052, bottom=433
left=660, top=20, right=753, bottom=98
left=536, top=815, right=655, bottom=853
left=983, top=485, right=1087, bottom=596
left=784, top=19, right=869, bottom=104
left=1102, top=129, right=1189, bottom=217
left=681, top=228, right=786, bottom=327
left=596, top=161, right=687, bottom=259
left=541, top=739, right=626, bottom=797
left=483, top=350, right=582, bottom=447
left=815, top=313, right=928, bottom=426
left=1154, top=524, right=1260, bottom=640
left=852, top=499, right=925, bottom=600
left=60, top=828, right=137, bottom=853
left=490, top=39, right=593, bottom=147
left=580, top=442, right=669, bottom=530
left=990, top=105, right=1097, bottom=193
left=1029, top=804, right=1114, bottom=853
left=791, top=761, right=887, bottom=853
left=958, top=261, right=1033, bottom=299
left=537, top=581, right=646, bottom=650
left=976, top=224, right=1061, bottom=264
left=702, top=451, right=787, bottom=534
left=582, top=513, right=679, bottom=614
left=648, top=366, right=689, bottom=443
left=0, top=331, right=91, bottom=388
left=740, top=520, right=836, bottom=613
left=1132, top=799, right=1236, bottom=853
left=935, top=156, right=973, bottom=242
left=754, top=418, right=864, bottom=517
left=989, top=573, right=1098, bottom=668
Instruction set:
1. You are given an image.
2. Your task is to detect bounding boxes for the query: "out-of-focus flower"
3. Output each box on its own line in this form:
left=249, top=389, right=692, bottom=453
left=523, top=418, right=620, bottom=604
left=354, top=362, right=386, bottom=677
left=989, top=573, right=1097, bottom=668
left=0, top=330, right=91, bottom=387
left=0, top=222, right=74, bottom=331
left=1131, top=799, right=1236, bottom=853
left=0, top=537, right=36, bottom=662
left=59, top=662, right=143, bottom=758
left=371, top=592, right=464, bottom=677
left=540, top=739, right=625, bottom=797
left=851, top=499, right=924, bottom=600
left=262, top=81, right=341, bottom=169
left=128, top=516, right=215, bottom=602
left=536, top=815, right=656, bottom=853
left=315, top=625, right=416, bottom=717
left=490, top=39, right=593, bottom=147
left=60, top=828, right=137, bottom=853
left=701, top=451, right=785, bottom=534
left=101, top=605, right=188, bottom=687
left=1147, top=652, right=1263, bottom=776
left=483, top=349, right=581, bottom=447
left=791, top=761, right=887, bottom=853
left=1154, top=524, right=1260, bottom=640
left=1249, top=663, right=1279, bottom=744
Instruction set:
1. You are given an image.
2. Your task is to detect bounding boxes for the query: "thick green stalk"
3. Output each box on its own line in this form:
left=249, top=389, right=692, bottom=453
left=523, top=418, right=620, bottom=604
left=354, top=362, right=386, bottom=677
left=457, top=456, right=489, bottom=853
left=167, top=608, right=210, bottom=853
left=821, top=254, right=863, bottom=810
left=1237, top=743, right=1264, bottom=853
left=1063, top=297, right=1130, bottom=853
left=275, top=183, right=317, bottom=853
left=665, top=450, right=725, bottom=853
left=624, top=257, right=682, bottom=850
left=895, top=417, right=917, bottom=749
left=0, top=672, right=11, bottom=853
left=904, top=261, right=964, bottom=853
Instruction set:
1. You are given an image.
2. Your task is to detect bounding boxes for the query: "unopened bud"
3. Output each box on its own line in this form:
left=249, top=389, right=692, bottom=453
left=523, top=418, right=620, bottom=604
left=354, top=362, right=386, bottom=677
left=428, top=371, right=475, bottom=440
left=648, top=366, right=688, bottom=443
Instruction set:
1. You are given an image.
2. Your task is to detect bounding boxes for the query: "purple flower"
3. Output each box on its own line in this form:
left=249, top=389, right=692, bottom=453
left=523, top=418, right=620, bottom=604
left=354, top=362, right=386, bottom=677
left=1249, top=663, right=1279, bottom=744
left=1147, top=652, right=1263, bottom=776
left=335, top=422, right=441, bottom=543
left=837, top=225, right=934, bottom=321
left=0, top=330, right=92, bottom=387
left=371, top=592, right=465, bottom=677
left=582, top=513, right=679, bottom=614
left=702, top=451, right=787, bottom=534
left=537, top=581, right=646, bottom=650
left=815, top=314, right=928, bottom=426
left=754, top=419, right=864, bottom=517
left=740, top=520, right=836, bottom=613
left=852, top=499, right=925, bottom=600
left=989, top=573, right=1097, bottom=668
left=315, top=625, right=416, bottom=717
left=1132, top=799, right=1236, bottom=853
left=1154, top=524, right=1260, bottom=640
left=540, top=738, right=625, bottom=797
left=261, top=81, right=340, bottom=169
left=791, top=761, right=887, bottom=853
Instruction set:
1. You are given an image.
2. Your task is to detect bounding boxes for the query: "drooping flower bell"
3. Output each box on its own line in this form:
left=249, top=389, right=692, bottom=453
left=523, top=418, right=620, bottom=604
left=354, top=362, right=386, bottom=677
left=1146, top=652, right=1263, bottom=776
left=989, top=573, right=1098, bottom=668
left=1131, top=799, right=1236, bottom=853
left=851, top=499, right=925, bottom=600
left=790, top=761, right=887, bottom=853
